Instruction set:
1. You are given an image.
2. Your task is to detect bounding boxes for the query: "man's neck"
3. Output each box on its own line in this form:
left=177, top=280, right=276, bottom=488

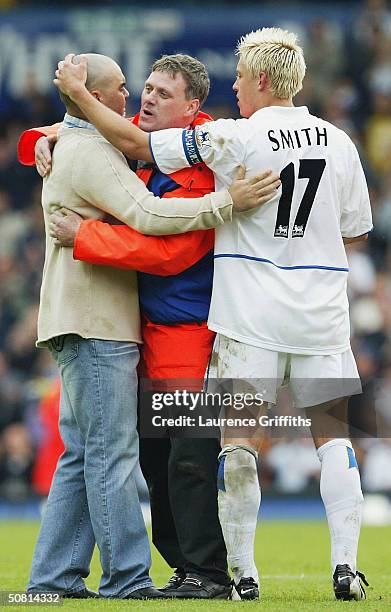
left=65, top=103, right=89, bottom=121
left=68, top=112, right=88, bottom=120
left=254, top=96, right=294, bottom=112
left=63, top=113, right=97, bottom=131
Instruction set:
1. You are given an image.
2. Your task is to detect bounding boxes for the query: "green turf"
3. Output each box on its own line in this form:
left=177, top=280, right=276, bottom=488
left=0, top=521, right=389, bottom=610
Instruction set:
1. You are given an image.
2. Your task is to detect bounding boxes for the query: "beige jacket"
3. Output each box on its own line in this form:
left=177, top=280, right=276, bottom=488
left=38, top=125, right=233, bottom=346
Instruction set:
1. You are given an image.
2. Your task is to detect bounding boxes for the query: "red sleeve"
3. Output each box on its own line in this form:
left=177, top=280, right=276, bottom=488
left=17, top=123, right=61, bottom=166
left=74, top=219, right=214, bottom=276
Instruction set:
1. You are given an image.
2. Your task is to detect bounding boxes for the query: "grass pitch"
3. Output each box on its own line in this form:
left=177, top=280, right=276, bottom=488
left=0, top=520, right=389, bottom=611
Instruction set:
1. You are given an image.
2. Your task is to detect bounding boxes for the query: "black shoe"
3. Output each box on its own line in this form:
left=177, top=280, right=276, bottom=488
left=159, top=569, right=186, bottom=593
left=125, top=586, right=166, bottom=600
left=231, top=577, right=259, bottom=600
left=168, top=573, right=231, bottom=599
left=62, top=588, right=99, bottom=599
left=333, top=564, right=369, bottom=601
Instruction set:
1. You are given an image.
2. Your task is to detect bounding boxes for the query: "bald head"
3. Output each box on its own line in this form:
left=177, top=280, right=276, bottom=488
left=60, top=53, right=128, bottom=119
left=82, top=53, right=122, bottom=91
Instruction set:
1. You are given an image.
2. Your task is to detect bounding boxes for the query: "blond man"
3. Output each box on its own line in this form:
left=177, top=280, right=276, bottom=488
left=53, top=28, right=372, bottom=602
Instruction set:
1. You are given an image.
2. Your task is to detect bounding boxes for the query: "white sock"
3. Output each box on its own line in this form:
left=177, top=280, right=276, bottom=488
left=317, top=439, right=363, bottom=573
left=217, top=445, right=261, bottom=585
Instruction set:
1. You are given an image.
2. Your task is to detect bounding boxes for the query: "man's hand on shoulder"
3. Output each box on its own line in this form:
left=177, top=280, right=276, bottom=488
left=54, top=53, right=88, bottom=99
left=35, top=135, right=57, bottom=177
left=228, top=166, right=281, bottom=212
left=50, top=209, right=83, bottom=247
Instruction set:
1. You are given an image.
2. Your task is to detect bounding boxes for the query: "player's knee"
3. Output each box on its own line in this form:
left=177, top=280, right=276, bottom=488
left=217, top=445, right=258, bottom=494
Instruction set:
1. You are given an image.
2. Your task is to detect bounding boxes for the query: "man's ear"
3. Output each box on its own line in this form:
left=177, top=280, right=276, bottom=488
left=90, top=90, right=101, bottom=101
left=258, top=72, right=268, bottom=91
left=185, top=98, right=200, bottom=117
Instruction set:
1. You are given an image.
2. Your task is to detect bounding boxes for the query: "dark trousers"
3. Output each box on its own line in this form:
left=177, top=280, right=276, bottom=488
left=139, top=436, right=229, bottom=585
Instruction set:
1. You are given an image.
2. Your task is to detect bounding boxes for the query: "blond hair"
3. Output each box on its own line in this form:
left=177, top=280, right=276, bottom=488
left=236, top=27, right=306, bottom=99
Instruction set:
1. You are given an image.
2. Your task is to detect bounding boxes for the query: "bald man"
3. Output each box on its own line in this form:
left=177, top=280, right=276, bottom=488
left=26, top=54, right=277, bottom=601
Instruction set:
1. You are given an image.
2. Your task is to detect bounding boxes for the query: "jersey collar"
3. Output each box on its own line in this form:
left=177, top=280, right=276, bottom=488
left=251, top=106, right=309, bottom=120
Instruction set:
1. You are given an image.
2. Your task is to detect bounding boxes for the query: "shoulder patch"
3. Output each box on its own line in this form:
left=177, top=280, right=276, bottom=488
left=195, top=128, right=211, bottom=150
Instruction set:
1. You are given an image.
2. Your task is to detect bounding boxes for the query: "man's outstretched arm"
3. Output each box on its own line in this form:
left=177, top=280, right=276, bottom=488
left=74, top=222, right=214, bottom=275
left=54, top=54, right=151, bottom=161
left=69, top=137, right=280, bottom=233
left=50, top=209, right=215, bottom=276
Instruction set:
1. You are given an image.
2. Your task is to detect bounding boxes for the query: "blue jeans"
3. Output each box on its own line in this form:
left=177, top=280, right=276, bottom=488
left=28, top=335, right=152, bottom=597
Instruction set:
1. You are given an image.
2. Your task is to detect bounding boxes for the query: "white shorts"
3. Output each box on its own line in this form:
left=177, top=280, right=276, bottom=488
left=206, top=334, right=361, bottom=409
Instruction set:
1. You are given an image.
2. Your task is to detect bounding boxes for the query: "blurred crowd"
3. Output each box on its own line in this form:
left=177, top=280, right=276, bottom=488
left=1, top=0, right=391, bottom=503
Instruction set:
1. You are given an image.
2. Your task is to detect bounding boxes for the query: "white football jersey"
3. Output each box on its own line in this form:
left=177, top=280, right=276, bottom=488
left=150, top=106, right=373, bottom=354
